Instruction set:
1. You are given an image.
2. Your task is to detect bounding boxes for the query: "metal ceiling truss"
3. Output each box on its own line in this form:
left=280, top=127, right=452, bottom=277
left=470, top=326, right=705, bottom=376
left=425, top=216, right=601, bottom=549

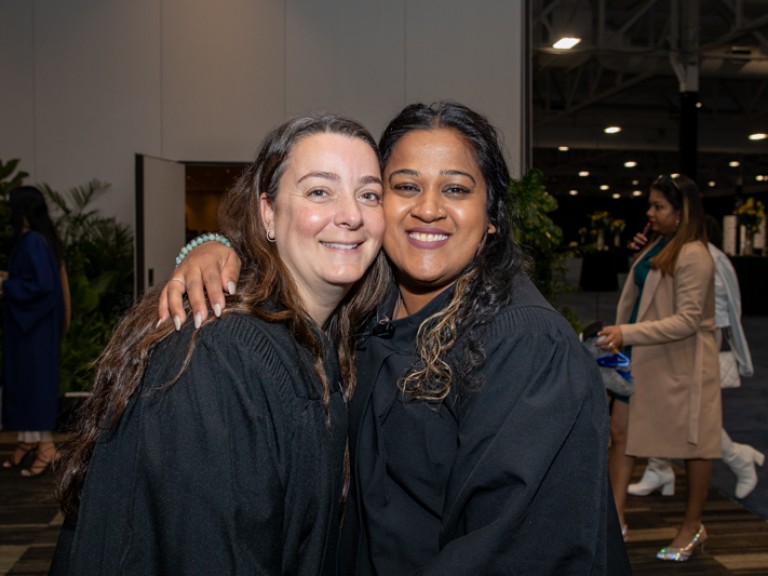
left=531, top=0, right=768, bottom=197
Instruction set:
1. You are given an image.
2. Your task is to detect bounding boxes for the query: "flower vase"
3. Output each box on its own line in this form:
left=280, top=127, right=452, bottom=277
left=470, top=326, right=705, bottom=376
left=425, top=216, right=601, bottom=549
left=743, top=233, right=754, bottom=256
left=597, top=229, right=605, bottom=251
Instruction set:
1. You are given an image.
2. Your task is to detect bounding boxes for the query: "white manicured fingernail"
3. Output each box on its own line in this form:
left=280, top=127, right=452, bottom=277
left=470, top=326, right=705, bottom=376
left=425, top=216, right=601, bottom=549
left=194, top=312, right=202, bottom=329
left=213, top=303, right=222, bottom=317
left=227, top=281, right=237, bottom=295
left=173, top=316, right=182, bottom=332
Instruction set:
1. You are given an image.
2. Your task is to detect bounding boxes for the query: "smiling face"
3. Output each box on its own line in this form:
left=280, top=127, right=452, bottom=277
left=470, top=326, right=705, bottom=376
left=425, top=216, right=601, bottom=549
left=382, top=128, right=496, bottom=310
left=646, top=187, right=680, bottom=238
left=260, top=132, right=384, bottom=319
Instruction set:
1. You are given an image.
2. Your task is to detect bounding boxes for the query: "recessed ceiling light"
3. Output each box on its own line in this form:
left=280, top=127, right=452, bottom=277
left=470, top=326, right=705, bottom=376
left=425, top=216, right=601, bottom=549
left=612, top=193, right=621, bottom=199
left=604, top=126, right=621, bottom=134
left=749, top=133, right=767, bottom=141
left=708, top=181, right=716, bottom=187
left=695, top=102, right=702, bottom=108
left=632, top=190, right=643, bottom=197
left=729, top=161, right=740, bottom=167
left=553, top=37, right=581, bottom=50
left=624, top=161, right=637, bottom=168
left=600, top=184, right=610, bottom=190
left=558, top=146, right=569, bottom=151
left=579, top=170, right=590, bottom=177
left=569, top=189, right=579, bottom=196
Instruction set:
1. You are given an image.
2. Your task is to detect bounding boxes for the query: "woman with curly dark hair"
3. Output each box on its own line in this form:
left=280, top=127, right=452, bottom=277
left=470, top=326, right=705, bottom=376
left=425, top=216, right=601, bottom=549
left=161, top=102, right=629, bottom=575
left=49, top=114, right=388, bottom=576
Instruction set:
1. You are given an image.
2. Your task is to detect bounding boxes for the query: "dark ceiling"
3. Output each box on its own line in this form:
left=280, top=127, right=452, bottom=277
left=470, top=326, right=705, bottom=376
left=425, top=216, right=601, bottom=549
left=531, top=0, right=768, bottom=198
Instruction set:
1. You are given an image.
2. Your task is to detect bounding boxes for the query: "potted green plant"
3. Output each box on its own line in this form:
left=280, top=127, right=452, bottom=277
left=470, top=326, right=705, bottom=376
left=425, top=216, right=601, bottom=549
left=510, top=168, right=580, bottom=331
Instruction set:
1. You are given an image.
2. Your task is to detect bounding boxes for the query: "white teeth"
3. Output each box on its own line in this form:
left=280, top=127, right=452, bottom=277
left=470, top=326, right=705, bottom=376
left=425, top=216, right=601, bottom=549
left=323, top=242, right=358, bottom=250
left=409, top=232, right=448, bottom=242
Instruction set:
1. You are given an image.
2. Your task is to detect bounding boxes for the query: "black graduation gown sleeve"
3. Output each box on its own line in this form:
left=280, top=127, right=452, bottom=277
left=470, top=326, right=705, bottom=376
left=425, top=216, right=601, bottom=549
left=50, top=313, right=345, bottom=576
left=421, top=304, right=629, bottom=575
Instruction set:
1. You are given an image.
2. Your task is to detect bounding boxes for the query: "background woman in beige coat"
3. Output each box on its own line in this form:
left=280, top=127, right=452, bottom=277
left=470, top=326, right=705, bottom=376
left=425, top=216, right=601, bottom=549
left=599, top=174, right=720, bottom=562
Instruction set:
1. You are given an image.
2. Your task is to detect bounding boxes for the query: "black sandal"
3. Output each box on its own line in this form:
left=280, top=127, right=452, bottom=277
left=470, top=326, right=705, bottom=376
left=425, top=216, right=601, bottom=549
left=2, top=442, right=38, bottom=470
left=20, top=444, right=58, bottom=478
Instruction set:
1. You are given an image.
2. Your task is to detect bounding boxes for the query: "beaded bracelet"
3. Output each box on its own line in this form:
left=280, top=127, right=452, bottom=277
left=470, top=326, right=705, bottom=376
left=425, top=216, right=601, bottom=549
left=175, top=233, right=233, bottom=267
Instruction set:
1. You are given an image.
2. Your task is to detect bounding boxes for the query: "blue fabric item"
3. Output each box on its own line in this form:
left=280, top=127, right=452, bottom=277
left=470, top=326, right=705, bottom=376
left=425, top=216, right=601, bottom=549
left=2, top=231, right=64, bottom=430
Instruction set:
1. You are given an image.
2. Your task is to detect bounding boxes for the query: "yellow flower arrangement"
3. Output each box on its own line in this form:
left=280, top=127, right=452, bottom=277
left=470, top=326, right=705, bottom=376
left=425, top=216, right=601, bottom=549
left=589, top=210, right=611, bottom=231
left=609, top=218, right=626, bottom=233
left=735, top=197, right=766, bottom=234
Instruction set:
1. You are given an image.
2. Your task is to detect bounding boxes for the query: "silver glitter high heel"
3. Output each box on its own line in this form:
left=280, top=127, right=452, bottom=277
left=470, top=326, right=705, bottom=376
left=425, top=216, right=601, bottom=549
left=656, top=524, right=707, bottom=562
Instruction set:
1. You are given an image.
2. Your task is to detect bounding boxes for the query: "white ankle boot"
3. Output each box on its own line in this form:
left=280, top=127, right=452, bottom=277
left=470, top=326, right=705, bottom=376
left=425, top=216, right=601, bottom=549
left=627, top=457, right=675, bottom=496
left=723, top=440, right=765, bottom=499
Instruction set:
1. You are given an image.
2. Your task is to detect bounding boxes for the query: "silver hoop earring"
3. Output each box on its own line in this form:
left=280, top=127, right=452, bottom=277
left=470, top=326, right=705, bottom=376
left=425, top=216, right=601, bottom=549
left=266, top=229, right=276, bottom=243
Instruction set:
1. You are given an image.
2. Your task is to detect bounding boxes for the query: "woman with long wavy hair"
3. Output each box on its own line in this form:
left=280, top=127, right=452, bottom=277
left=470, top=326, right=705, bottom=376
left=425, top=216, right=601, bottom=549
left=49, top=114, right=389, bottom=576
left=161, top=102, right=630, bottom=575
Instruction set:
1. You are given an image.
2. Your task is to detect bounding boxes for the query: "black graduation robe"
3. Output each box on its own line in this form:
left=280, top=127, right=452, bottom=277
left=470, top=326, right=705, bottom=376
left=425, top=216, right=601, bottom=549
left=50, top=313, right=346, bottom=576
left=340, top=274, right=630, bottom=575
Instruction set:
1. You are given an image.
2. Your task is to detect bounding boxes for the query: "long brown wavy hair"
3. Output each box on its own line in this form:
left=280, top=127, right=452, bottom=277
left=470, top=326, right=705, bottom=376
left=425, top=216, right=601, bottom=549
left=647, top=174, right=707, bottom=276
left=55, top=114, right=390, bottom=520
left=378, top=102, right=529, bottom=402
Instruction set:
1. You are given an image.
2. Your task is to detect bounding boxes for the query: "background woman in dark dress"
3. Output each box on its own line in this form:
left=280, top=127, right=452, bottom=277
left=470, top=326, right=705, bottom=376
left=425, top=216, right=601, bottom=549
left=162, top=102, right=630, bottom=575
left=1, top=186, right=67, bottom=477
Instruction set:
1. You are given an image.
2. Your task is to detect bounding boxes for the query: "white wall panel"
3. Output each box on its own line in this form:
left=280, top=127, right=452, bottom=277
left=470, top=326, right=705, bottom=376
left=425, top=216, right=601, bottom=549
left=0, top=0, right=525, bottom=226
left=0, top=2, right=36, bottom=173
left=33, top=0, right=162, bottom=222
left=406, top=0, right=525, bottom=175
left=286, top=0, right=406, bottom=140
left=162, top=0, right=285, bottom=162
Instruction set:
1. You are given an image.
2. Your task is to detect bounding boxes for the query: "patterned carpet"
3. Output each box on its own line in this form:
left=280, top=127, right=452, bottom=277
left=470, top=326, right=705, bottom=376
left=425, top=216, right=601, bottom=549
left=1, top=437, right=767, bottom=575
left=0, top=436, right=62, bottom=576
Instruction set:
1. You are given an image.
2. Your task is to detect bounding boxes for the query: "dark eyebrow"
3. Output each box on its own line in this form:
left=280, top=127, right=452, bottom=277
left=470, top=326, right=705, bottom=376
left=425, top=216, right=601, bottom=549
left=441, top=169, right=476, bottom=184
left=387, top=169, right=419, bottom=183
left=359, top=175, right=383, bottom=186
left=387, top=168, right=476, bottom=185
left=297, top=172, right=381, bottom=186
left=297, top=171, right=339, bottom=184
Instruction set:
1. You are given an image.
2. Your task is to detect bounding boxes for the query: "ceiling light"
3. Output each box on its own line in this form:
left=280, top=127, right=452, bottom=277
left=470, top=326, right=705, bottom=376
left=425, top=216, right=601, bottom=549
left=611, top=193, right=621, bottom=199
left=749, top=133, right=767, bottom=141
left=696, top=102, right=702, bottom=108
left=632, top=179, right=639, bottom=185
left=604, top=126, right=621, bottom=134
left=624, top=161, right=637, bottom=168
left=578, top=170, right=590, bottom=177
left=553, top=37, right=581, bottom=50
left=558, top=146, right=569, bottom=151
left=708, top=181, right=716, bottom=187
left=632, top=190, right=643, bottom=197
left=600, top=184, right=610, bottom=190
left=757, top=175, right=766, bottom=182
left=729, top=161, right=740, bottom=167
left=569, top=189, right=579, bottom=196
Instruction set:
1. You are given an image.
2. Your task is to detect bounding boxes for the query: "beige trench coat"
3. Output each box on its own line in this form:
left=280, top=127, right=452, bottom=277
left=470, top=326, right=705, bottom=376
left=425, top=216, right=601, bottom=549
left=616, top=240, right=722, bottom=459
